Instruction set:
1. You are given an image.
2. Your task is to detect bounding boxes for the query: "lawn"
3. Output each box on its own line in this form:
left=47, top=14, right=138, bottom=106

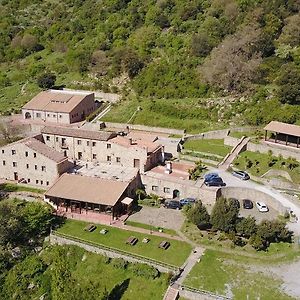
left=101, top=98, right=226, bottom=134
left=184, top=250, right=294, bottom=300
left=56, top=219, right=192, bottom=267
left=183, top=139, right=232, bottom=157
left=234, top=151, right=300, bottom=184
left=124, top=220, right=178, bottom=236
left=0, top=183, right=45, bottom=194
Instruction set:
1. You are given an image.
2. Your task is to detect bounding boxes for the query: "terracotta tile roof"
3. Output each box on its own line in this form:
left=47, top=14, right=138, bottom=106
left=41, top=125, right=116, bottom=141
left=45, top=174, right=129, bottom=206
left=23, top=137, right=66, bottom=163
left=110, top=136, right=162, bottom=153
left=264, top=121, right=300, bottom=137
left=22, top=90, right=94, bottom=113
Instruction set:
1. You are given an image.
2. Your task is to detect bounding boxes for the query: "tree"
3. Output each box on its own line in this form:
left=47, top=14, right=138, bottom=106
left=37, top=72, right=56, bottom=89
left=199, top=24, right=262, bottom=92
left=236, top=216, right=257, bottom=238
left=277, top=14, right=300, bottom=47
left=210, top=197, right=239, bottom=232
left=186, top=201, right=210, bottom=229
left=188, top=160, right=207, bottom=181
left=135, top=188, right=146, bottom=201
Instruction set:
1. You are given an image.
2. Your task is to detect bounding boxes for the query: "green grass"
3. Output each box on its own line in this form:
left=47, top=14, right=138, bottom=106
left=234, top=151, right=300, bottom=184
left=124, top=220, right=178, bottom=236
left=184, top=249, right=294, bottom=299
left=183, top=139, right=232, bottom=157
left=102, top=98, right=227, bottom=134
left=56, top=219, right=192, bottom=267
left=0, top=183, right=45, bottom=194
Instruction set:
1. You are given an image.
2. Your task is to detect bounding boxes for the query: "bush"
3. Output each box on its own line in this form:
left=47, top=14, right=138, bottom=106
left=130, top=263, right=159, bottom=279
left=111, top=258, right=128, bottom=270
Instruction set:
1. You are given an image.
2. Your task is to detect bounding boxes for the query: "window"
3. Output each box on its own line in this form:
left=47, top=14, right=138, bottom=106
left=87, top=141, right=90, bottom=146
left=107, top=156, right=111, bottom=162
left=2, top=160, right=5, bottom=166
left=152, top=185, right=158, bottom=192
left=42, top=166, right=46, bottom=171
left=34, top=153, right=37, bottom=158
left=163, top=187, right=170, bottom=193
left=47, top=114, right=50, bottom=117
left=46, top=181, right=49, bottom=186
left=56, top=137, right=59, bottom=142
left=53, top=114, right=56, bottom=118
left=92, top=154, right=97, bottom=160
left=13, top=162, right=17, bottom=167
left=1, top=150, right=4, bottom=154
left=77, top=140, right=82, bottom=145
left=26, top=164, right=29, bottom=169
left=28, top=178, right=30, bottom=183
left=107, top=143, right=111, bottom=149
left=92, top=142, right=96, bottom=147
left=59, top=115, right=62, bottom=118
left=78, top=152, right=83, bottom=160
left=35, top=165, right=37, bottom=170
left=41, top=180, right=43, bottom=185
left=36, top=113, right=41, bottom=118
left=36, top=180, right=39, bottom=184
left=116, top=157, right=121, bottom=163
left=46, top=136, right=50, bottom=141
left=25, top=151, right=28, bottom=157
left=12, top=150, right=16, bottom=155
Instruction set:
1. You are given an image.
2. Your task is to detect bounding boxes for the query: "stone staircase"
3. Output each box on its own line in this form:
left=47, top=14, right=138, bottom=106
left=163, top=286, right=179, bottom=300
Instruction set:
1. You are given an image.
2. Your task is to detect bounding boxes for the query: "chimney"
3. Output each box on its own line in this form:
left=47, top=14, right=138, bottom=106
left=129, top=138, right=133, bottom=145
left=165, top=161, right=172, bottom=174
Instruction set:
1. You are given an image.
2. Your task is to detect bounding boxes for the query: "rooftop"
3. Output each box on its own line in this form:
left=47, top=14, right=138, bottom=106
left=71, top=162, right=138, bottom=182
left=45, top=173, right=129, bottom=206
left=42, top=125, right=116, bottom=141
left=264, top=121, right=300, bottom=137
left=22, top=90, right=94, bottom=113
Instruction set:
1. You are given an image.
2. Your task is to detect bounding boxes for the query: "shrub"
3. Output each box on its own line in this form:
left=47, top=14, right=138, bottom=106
left=111, top=258, right=128, bottom=270
left=130, top=263, right=159, bottom=279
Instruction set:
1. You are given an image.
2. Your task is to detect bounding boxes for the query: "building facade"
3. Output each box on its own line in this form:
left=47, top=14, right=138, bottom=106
left=22, top=90, right=96, bottom=124
left=0, top=135, right=73, bottom=187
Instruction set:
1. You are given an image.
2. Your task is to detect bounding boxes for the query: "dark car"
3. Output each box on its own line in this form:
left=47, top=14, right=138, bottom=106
left=179, top=198, right=196, bottom=206
left=242, top=199, right=253, bottom=209
left=204, top=173, right=220, bottom=181
left=164, top=200, right=182, bottom=210
left=204, top=177, right=226, bottom=187
left=232, top=170, right=250, bottom=180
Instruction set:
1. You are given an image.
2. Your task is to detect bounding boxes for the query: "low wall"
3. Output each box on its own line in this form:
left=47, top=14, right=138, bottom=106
left=217, top=187, right=288, bottom=214
left=103, top=122, right=184, bottom=135
left=247, top=142, right=300, bottom=160
left=185, top=129, right=229, bottom=141
left=224, top=136, right=240, bottom=147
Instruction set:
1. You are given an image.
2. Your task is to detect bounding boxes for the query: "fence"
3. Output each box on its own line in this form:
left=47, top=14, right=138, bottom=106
left=51, top=231, right=180, bottom=273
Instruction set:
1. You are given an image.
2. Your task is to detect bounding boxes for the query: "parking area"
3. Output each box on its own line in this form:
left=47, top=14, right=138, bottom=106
left=238, top=202, right=279, bottom=222
left=128, top=205, right=184, bottom=231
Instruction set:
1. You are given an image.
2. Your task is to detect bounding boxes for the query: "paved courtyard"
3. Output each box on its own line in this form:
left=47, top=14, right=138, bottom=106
left=128, top=205, right=185, bottom=231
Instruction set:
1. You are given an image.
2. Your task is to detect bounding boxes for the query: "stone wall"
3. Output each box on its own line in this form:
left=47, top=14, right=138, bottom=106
left=224, top=136, right=240, bottom=147
left=103, top=122, right=184, bottom=136
left=217, top=187, right=288, bottom=214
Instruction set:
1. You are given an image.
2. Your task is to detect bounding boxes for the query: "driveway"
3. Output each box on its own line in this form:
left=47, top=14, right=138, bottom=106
left=210, top=169, right=300, bottom=235
left=128, top=206, right=184, bottom=231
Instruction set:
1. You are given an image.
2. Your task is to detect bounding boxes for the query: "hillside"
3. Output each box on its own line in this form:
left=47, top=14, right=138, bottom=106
left=1, top=0, right=300, bottom=126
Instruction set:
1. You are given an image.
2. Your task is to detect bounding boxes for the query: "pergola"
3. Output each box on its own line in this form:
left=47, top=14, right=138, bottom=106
left=264, top=121, right=300, bottom=148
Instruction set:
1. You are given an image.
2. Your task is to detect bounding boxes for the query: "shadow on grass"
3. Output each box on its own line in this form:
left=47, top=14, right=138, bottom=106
left=108, top=278, right=130, bottom=300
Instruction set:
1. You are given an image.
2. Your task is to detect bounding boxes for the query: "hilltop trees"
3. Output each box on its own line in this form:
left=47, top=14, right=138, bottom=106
left=37, top=72, right=56, bottom=89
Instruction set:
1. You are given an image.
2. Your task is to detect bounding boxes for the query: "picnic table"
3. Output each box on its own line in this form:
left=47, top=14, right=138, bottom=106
left=159, top=240, right=170, bottom=250
left=126, top=236, right=138, bottom=246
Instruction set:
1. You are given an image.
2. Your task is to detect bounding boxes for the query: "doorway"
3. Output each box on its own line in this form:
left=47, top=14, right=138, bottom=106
left=173, top=189, right=180, bottom=199
left=14, top=172, right=18, bottom=181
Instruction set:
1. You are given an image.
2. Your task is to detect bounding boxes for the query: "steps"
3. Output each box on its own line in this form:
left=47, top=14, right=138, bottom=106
left=163, top=286, right=179, bottom=300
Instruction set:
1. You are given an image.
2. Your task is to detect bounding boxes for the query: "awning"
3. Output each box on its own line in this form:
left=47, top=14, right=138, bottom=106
left=121, top=197, right=134, bottom=205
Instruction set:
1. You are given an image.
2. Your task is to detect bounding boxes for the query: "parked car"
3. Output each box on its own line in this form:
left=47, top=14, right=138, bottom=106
left=164, top=200, right=182, bottom=210
left=204, top=177, right=226, bottom=187
left=242, top=199, right=253, bottom=209
left=232, top=170, right=250, bottom=180
left=179, top=198, right=196, bottom=206
left=256, top=201, right=269, bottom=212
left=204, top=173, right=220, bottom=181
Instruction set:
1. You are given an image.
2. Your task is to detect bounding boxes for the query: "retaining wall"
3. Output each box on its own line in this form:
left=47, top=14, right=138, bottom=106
left=224, top=136, right=240, bottom=147
left=217, top=187, right=288, bottom=214
left=103, top=122, right=184, bottom=135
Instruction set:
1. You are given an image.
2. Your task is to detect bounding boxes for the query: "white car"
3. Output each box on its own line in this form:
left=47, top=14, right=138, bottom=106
left=256, top=201, right=269, bottom=212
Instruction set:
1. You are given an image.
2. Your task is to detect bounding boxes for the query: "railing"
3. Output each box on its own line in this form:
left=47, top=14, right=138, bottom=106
left=52, top=231, right=180, bottom=272
left=180, top=284, right=232, bottom=300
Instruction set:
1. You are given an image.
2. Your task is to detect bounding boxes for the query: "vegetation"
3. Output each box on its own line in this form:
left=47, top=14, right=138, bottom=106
left=188, top=160, right=207, bottom=181
left=56, top=219, right=192, bottom=266
left=185, top=201, right=210, bottom=230
left=184, top=249, right=294, bottom=299
left=1, top=1, right=300, bottom=127
left=0, top=245, right=169, bottom=300
left=0, top=183, right=45, bottom=194
left=234, top=151, right=300, bottom=184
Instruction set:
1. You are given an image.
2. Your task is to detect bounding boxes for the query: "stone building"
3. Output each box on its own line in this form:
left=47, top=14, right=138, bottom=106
left=22, top=90, right=96, bottom=124
left=0, top=135, right=73, bottom=187
left=41, top=125, right=163, bottom=173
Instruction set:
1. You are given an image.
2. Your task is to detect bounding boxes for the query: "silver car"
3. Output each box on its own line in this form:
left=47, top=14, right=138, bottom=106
left=232, top=170, right=250, bottom=180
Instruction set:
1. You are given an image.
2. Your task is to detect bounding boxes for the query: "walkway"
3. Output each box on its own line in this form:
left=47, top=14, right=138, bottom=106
left=91, top=104, right=111, bottom=123
left=218, top=137, right=250, bottom=170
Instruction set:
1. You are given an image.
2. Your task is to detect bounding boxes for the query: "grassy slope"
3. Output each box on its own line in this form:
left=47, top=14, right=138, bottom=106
left=0, top=183, right=45, bottom=194
left=183, top=139, right=232, bottom=157
left=184, top=250, right=293, bottom=300
left=56, top=219, right=192, bottom=267
left=234, top=151, right=300, bottom=184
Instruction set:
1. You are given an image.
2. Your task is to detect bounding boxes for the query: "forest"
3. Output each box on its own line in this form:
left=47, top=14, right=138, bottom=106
left=1, top=0, right=300, bottom=125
